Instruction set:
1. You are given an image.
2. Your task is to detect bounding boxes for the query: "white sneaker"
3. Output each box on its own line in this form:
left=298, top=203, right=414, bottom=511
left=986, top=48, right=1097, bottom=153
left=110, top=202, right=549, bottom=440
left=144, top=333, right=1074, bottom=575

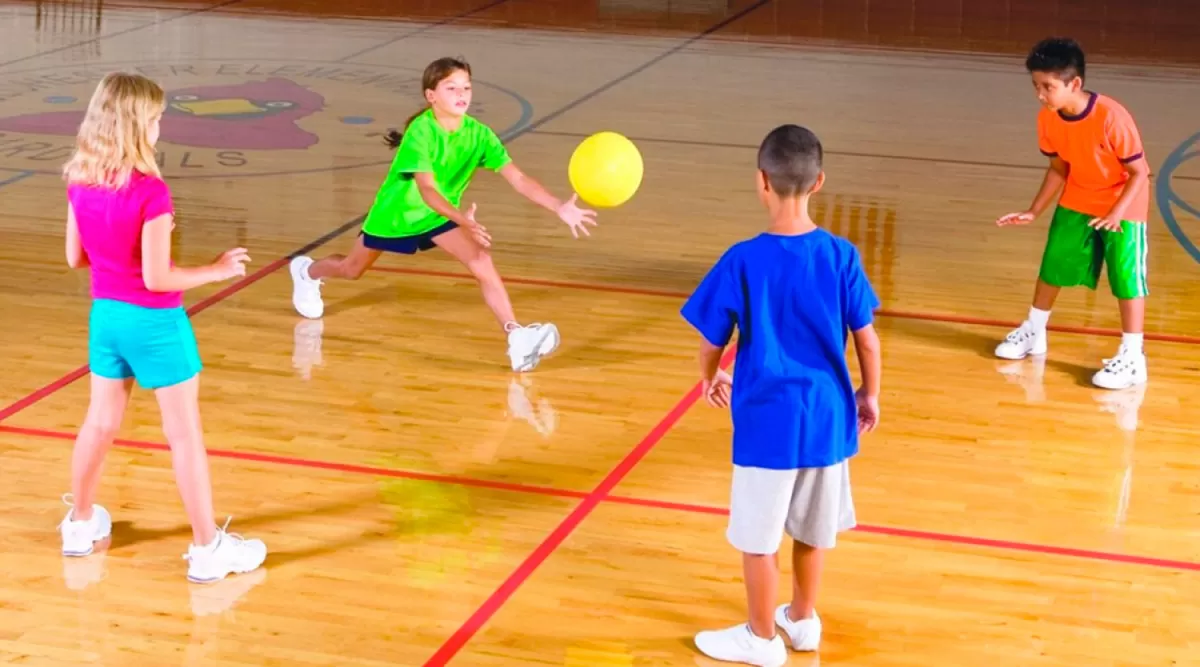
left=775, top=604, right=822, bottom=651
left=694, top=623, right=787, bottom=666
left=289, top=256, right=324, bottom=319
left=1092, top=346, right=1148, bottom=390
left=507, top=323, right=560, bottom=372
left=995, top=321, right=1047, bottom=360
left=59, top=495, right=112, bottom=557
left=183, top=518, right=267, bottom=584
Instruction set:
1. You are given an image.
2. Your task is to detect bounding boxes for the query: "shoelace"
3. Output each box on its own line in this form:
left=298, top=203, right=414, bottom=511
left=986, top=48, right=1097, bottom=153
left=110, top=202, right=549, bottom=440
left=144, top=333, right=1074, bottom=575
left=57, top=493, right=78, bottom=530
left=1102, top=356, right=1132, bottom=372
left=1101, top=347, right=1139, bottom=372
left=520, top=325, right=555, bottom=368
left=182, top=517, right=246, bottom=561
left=1005, top=326, right=1035, bottom=343
left=220, top=516, right=249, bottom=545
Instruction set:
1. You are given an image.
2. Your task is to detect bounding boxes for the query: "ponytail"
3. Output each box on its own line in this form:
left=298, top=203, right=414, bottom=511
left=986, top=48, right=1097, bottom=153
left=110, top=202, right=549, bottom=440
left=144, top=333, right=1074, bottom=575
left=384, top=105, right=430, bottom=150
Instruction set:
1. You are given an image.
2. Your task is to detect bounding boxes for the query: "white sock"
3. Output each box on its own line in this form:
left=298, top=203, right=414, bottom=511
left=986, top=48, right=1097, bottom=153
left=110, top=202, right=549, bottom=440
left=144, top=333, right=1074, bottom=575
left=1028, top=307, right=1051, bottom=331
left=1122, top=332, right=1144, bottom=353
left=196, top=533, right=221, bottom=552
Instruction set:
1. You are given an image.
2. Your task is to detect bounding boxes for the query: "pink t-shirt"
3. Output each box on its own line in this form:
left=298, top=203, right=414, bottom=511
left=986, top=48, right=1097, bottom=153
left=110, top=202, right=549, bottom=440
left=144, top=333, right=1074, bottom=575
left=67, top=171, right=182, bottom=309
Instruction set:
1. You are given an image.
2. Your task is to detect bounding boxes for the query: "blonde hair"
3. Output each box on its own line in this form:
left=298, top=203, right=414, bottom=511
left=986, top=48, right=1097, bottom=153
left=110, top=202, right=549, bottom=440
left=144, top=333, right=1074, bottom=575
left=63, top=72, right=164, bottom=188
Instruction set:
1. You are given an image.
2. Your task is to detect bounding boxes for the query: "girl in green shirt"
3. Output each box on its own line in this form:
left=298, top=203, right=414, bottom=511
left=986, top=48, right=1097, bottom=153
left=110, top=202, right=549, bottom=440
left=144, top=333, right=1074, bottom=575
left=289, top=57, right=597, bottom=372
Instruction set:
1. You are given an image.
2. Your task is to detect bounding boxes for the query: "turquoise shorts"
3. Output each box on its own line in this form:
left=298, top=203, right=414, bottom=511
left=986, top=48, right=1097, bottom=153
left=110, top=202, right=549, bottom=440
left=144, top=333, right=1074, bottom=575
left=88, top=299, right=202, bottom=389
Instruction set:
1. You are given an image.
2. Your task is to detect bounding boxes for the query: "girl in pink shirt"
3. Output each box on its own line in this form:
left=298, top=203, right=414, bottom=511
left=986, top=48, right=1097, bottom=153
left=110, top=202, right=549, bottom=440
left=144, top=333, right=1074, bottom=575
left=59, top=72, right=266, bottom=583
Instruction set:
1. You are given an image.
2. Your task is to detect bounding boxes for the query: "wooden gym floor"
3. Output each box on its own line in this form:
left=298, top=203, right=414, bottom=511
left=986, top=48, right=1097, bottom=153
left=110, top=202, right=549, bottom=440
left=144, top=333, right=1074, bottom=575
left=0, top=0, right=1198, bottom=664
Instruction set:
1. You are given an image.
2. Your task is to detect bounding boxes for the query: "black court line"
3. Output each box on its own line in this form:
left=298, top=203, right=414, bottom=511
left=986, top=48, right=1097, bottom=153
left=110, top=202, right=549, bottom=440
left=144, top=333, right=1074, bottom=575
left=2, top=0, right=772, bottom=420
left=335, top=0, right=512, bottom=63
left=0, top=170, right=34, bottom=189
left=519, top=0, right=771, bottom=134
left=287, top=215, right=366, bottom=259
left=0, top=0, right=246, bottom=70
left=527, top=128, right=1200, bottom=182
left=528, top=129, right=1200, bottom=182
left=0, top=1, right=517, bottom=419
left=531, top=129, right=1049, bottom=171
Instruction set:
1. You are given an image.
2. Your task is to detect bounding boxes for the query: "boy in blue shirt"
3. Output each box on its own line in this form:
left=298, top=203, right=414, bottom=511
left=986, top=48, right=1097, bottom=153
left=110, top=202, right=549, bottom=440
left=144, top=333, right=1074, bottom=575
left=682, top=124, right=883, bottom=665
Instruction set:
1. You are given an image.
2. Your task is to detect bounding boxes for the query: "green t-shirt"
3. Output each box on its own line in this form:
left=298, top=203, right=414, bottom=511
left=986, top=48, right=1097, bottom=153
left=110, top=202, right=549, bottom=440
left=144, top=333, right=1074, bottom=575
left=361, top=109, right=512, bottom=237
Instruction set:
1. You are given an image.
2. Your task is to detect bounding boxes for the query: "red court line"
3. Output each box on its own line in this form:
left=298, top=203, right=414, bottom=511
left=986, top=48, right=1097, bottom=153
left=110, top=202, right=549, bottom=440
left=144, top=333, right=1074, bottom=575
left=373, top=266, right=1200, bottom=346
left=6, top=259, right=1195, bottom=425
left=187, top=256, right=289, bottom=316
left=0, top=256, right=289, bottom=424
left=0, top=425, right=589, bottom=501
left=421, top=346, right=739, bottom=666
left=0, top=367, right=90, bottom=423
left=3, top=422, right=1197, bottom=573
left=601, top=494, right=1200, bottom=572
left=373, top=266, right=690, bottom=299
left=877, top=309, right=1200, bottom=345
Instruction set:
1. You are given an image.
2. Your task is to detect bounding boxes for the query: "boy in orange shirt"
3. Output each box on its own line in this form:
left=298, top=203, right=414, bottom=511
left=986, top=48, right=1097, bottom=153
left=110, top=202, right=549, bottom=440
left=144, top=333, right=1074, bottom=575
left=995, top=37, right=1151, bottom=390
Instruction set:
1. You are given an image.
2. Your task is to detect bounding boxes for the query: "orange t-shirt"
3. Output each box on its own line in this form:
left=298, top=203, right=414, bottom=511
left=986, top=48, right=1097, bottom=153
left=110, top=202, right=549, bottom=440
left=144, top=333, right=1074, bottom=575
left=1036, top=92, right=1149, bottom=222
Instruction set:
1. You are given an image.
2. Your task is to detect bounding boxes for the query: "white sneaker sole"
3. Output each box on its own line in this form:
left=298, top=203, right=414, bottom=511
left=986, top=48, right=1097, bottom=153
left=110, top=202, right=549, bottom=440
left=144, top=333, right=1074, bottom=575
left=187, top=559, right=266, bottom=584
left=694, top=635, right=787, bottom=667
left=510, top=324, right=560, bottom=372
left=537, top=323, right=560, bottom=356
left=994, top=343, right=1047, bottom=360
left=62, top=531, right=110, bottom=558
left=1092, top=372, right=1148, bottom=390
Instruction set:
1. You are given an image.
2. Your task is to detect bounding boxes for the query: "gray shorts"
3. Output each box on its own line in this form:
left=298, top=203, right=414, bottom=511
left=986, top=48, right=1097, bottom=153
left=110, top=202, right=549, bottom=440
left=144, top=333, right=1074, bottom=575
left=726, top=462, right=856, bottom=554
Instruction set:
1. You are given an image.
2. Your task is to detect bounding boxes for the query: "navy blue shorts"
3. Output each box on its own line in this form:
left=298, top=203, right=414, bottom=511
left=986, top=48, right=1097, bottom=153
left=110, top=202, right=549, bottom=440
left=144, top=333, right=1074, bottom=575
left=360, top=221, right=458, bottom=254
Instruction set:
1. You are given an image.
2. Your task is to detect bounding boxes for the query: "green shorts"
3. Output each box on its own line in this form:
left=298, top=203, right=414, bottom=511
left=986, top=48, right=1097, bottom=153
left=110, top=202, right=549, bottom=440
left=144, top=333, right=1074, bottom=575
left=88, top=299, right=202, bottom=389
left=1038, top=205, right=1149, bottom=299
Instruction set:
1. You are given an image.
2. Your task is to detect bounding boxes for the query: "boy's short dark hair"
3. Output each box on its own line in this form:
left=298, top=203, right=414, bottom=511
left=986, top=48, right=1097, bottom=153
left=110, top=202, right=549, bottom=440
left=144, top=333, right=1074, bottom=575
left=757, top=124, right=823, bottom=198
left=1026, top=37, right=1085, bottom=83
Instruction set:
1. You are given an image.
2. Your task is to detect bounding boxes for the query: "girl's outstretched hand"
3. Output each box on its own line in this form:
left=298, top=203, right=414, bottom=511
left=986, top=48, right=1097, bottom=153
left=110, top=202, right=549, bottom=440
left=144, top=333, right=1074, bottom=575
left=464, top=203, right=492, bottom=248
left=556, top=194, right=598, bottom=238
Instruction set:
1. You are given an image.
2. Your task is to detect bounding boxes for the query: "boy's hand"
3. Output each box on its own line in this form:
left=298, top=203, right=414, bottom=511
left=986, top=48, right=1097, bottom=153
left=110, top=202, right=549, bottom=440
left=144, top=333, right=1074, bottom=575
left=996, top=211, right=1035, bottom=226
left=702, top=369, right=732, bottom=408
left=856, top=387, right=879, bottom=434
left=1088, top=214, right=1123, bottom=232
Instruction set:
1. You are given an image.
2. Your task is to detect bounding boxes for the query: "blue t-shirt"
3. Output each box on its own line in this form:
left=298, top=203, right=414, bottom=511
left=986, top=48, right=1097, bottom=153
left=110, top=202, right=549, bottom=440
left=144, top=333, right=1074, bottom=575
left=680, top=229, right=880, bottom=470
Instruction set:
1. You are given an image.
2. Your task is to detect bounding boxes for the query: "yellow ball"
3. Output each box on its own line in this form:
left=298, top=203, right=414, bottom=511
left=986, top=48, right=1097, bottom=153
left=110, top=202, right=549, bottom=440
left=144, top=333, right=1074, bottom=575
left=568, top=131, right=643, bottom=208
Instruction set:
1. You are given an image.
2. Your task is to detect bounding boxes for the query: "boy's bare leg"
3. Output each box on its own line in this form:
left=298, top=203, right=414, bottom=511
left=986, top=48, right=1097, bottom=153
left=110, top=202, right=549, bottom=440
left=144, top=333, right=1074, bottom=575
left=1118, top=297, right=1145, bottom=336
left=1031, top=278, right=1060, bottom=311
left=772, top=540, right=825, bottom=653
left=743, top=552, right=779, bottom=639
left=788, top=541, right=823, bottom=621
